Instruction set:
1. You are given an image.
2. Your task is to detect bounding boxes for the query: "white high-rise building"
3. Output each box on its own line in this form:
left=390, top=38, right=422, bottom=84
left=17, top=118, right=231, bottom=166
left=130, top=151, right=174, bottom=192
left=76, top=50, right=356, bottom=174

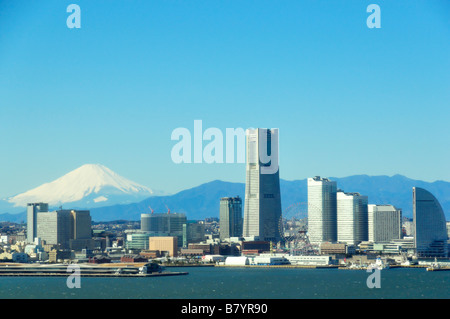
left=368, top=204, right=402, bottom=243
left=243, top=128, right=282, bottom=242
left=307, top=176, right=337, bottom=244
left=337, top=191, right=368, bottom=245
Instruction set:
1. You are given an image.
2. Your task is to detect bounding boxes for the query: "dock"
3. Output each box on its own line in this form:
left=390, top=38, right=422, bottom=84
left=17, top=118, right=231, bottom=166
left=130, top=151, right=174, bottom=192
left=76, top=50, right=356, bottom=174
left=0, top=271, right=188, bottom=277
left=0, top=264, right=188, bottom=277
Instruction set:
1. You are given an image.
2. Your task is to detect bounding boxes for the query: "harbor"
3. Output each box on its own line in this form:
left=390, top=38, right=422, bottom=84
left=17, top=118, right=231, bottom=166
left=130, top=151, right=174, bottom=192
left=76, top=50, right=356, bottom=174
left=0, top=262, right=189, bottom=277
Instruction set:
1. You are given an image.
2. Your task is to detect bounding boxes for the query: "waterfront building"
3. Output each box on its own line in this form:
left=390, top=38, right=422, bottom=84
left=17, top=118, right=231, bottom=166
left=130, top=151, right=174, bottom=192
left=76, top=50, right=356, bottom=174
left=126, top=232, right=153, bottom=250
left=120, top=254, right=148, bottom=263
left=337, top=191, right=368, bottom=246
left=307, top=176, right=337, bottom=244
left=219, top=197, right=243, bottom=240
left=319, top=242, right=356, bottom=256
left=249, top=255, right=289, bottom=265
left=241, top=240, right=270, bottom=255
left=368, top=204, right=402, bottom=243
left=224, top=256, right=250, bottom=266
left=413, top=187, right=448, bottom=257
left=243, top=128, right=282, bottom=242
left=286, top=255, right=333, bottom=266
left=372, top=237, right=415, bottom=255
left=26, top=202, right=49, bottom=243
left=183, top=220, right=205, bottom=247
left=149, top=236, right=178, bottom=257
left=141, top=212, right=186, bottom=247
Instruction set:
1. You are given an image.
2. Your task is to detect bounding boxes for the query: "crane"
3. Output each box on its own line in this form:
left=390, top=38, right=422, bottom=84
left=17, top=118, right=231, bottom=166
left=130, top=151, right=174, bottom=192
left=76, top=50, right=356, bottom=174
left=165, top=204, right=170, bottom=214
left=148, top=206, right=154, bottom=214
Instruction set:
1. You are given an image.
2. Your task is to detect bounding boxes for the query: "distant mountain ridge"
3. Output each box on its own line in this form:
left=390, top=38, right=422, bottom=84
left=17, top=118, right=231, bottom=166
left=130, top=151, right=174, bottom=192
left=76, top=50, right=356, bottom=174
left=0, top=174, right=449, bottom=222
left=87, top=174, right=450, bottom=222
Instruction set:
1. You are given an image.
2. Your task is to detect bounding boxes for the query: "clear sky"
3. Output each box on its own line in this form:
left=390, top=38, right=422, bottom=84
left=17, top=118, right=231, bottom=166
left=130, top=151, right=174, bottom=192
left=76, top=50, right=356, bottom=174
left=0, top=0, right=449, bottom=197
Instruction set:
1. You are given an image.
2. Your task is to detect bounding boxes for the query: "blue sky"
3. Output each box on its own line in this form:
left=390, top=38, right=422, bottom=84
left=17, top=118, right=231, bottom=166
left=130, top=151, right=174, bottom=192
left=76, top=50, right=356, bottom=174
left=0, top=0, right=449, bottom=196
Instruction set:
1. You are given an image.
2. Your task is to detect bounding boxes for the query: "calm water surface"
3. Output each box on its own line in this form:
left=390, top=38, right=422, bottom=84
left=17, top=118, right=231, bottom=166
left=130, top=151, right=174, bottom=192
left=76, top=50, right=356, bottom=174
left=0, top=267, right=448, bottom=299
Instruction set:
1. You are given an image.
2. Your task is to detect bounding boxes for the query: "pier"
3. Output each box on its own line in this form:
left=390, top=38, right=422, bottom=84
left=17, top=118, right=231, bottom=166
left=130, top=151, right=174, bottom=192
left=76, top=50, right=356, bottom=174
left=0, top=263, right=188, bottom=277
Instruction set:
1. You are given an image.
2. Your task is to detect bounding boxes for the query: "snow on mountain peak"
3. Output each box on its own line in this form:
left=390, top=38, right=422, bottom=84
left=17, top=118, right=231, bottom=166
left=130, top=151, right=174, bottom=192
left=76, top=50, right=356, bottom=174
left=8, top=164, right=154, bottom=207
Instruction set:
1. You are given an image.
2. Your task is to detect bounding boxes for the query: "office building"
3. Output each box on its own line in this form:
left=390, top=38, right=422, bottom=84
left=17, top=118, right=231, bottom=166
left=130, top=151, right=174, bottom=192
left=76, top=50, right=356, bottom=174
left=243, top=128, right=282, bottom=242
left=27, top=203, right=49, bottom=243
left=141, top=212, right=187, bottom=247
left=69, top=210, right=94, bottom=250
left=149, top=236, right=178, bottom=257
left=368, top=205, right=402, bottom=243
left=307, top=176, right=337, bottom=244
left=183, top=221, right=205, bottom=247
left=36, top=209, right=93, bottom=251
left=36, top=210, right=72, bottom=249
left=220, top=197, right=243, bottom=240
left=126, top=233, right=152, bottom=250
left=413, top=187, right=448, bottom=257
left=337, top=191, right=368, bottom=245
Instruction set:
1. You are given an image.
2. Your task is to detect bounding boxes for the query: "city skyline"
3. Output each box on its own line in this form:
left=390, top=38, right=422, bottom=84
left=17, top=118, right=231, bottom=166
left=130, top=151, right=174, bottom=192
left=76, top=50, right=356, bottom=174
left=0, top=1, right=449, bottom=198
left=1, top=0, right=449, bottom=305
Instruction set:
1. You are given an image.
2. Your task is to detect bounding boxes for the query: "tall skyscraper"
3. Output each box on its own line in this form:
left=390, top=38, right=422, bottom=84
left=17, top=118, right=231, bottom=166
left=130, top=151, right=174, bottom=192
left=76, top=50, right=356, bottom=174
left=220, top=196, right=243, bottom=240
left=337, top=191, right=368, bottom=245
left=368, top=204, right=402, bottom=243
left=243, top=128, right=282, bottom=242
left=413, top=187, right=448, bottom=257
left=307, top=176, right=337, bottom=244
left=27, top=202, right=49, bottom=243
left=36, top=210, right=72, bottom=249
left=69, top=210, right=93, bottom=251
left=36, top=209, right=93, bottom=250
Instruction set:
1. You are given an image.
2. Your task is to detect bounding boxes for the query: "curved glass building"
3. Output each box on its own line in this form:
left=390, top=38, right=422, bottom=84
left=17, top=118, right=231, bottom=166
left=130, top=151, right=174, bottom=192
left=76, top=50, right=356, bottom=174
left=413, top=187, right=448, bottom=257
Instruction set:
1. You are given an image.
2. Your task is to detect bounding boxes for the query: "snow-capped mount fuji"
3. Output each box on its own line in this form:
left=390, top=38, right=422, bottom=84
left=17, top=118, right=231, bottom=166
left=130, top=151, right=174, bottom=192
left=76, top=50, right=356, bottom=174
left=6, top=164, right=156, bottom=209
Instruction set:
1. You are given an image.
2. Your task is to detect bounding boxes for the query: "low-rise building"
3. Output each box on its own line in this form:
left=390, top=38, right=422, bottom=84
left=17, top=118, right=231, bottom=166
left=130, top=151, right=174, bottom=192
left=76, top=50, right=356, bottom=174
left=48, top=250, right=74, bottom=263
left=89, top=255, right=111, bottom=264
left=202, top=255, right=225, bottom=263
left=121, top=254, right=148, bottom=263
left=12, top=252, right=28, bottom=263
left=286, top=255, right=333, bottom=266
left=179, top=248, right=205, bottom=257
left=320, top=242, right=355, bottom=255
left=225, top=256, right=249, bottom=266
left=250, top=256, right=289, bottom=265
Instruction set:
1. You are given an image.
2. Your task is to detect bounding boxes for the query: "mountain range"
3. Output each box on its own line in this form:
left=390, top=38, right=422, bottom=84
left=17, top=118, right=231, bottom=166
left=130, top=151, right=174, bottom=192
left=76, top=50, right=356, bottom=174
left=0, top=164, right=449, bottom=222
left=87, top=175, right=450, bottom=221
